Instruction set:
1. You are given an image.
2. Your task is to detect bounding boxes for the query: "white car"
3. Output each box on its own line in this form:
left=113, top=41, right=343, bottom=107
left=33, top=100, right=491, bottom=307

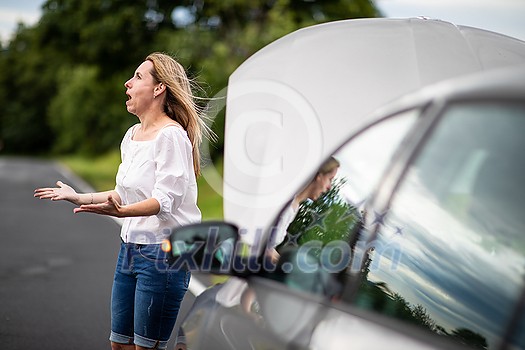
left=168, top=18, right=525, bottom=350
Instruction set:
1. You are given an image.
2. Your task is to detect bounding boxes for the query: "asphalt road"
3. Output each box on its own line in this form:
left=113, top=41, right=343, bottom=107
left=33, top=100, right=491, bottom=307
left=0, top=157, right=196, bottom=350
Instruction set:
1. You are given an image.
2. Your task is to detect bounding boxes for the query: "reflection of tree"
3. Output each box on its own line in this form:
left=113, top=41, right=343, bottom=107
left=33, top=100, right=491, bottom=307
left=283, top=178, right=362, bottom=258
left=450, top=328, right=488, bottom=349
left=411, top=304, right=436, bottom=331
left=356, top=258, right=488, bottom=349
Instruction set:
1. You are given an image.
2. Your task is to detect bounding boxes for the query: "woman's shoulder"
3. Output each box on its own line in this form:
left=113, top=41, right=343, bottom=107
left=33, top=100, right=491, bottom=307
left=121, top=123, right=140, bottom=144
left=157, top=123, right=189, bottom=140
left=124, top=123, right=141, bottom=137
left=154, top=124, right=191, bottom=151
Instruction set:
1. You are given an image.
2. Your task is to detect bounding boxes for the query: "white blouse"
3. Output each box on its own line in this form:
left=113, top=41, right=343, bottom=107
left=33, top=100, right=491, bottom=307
left=115, top=123, right=201, bottom=244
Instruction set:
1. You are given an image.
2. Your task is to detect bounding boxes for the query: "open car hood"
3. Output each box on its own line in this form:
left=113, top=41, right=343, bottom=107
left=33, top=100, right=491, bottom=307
left=219, top=17, right=525, bottom=244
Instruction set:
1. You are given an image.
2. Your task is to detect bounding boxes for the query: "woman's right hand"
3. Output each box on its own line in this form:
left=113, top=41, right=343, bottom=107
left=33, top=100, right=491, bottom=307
left=34, top=181, right=79, bottom=204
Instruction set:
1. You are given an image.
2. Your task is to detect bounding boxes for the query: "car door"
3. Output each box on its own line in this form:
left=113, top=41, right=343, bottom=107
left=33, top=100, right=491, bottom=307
left=332, top=99, right=525, bottom=349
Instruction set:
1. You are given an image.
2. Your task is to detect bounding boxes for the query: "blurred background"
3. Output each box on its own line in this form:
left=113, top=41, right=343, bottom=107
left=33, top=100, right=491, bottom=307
left=0, top=0, right=524, bottom=219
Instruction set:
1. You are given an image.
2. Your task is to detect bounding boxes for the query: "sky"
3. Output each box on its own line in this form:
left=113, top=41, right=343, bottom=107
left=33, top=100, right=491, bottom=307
left=376, top=0, right=525, bottom=41
left=0, top=0, right=42, bottom=44
left=1, top=0, right=525, bottom=44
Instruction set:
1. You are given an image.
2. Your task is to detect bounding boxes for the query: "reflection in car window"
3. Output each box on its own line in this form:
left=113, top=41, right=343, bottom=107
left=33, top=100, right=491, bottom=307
left=271, top=157, right=358, bottom=296
left=269, top=110, right=418, bottom=295
left=335, top=109, right=418, bottom=208
left=354, top=102, right=525, bottom=349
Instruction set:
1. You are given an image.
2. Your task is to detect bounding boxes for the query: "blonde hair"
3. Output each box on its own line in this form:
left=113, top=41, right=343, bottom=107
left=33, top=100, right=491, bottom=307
left=146, top=52, right=212, bottom=177
left=318, top=156, right=340, bottom=175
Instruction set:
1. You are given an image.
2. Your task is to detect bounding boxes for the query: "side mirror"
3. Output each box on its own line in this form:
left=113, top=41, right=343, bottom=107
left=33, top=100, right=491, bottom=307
left=162, top=221, right=240, bottom=274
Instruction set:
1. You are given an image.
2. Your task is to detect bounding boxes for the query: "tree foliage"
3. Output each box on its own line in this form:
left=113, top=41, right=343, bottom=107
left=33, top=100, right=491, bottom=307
left=0, top=0, right=379, bottom=156
left=286, top=178, right=362, bottom=252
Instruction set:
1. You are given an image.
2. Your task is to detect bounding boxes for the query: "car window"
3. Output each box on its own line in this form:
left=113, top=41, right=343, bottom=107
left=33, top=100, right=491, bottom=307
left=333, top=108, right=419, bottom=208
left=267, top=110, right=419, bottom=295
left=352, top=101, right=525, bottom=349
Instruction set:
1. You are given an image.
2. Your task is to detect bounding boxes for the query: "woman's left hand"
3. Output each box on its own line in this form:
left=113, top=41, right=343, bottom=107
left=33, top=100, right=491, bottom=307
left=74, top=194, right=123, bottom=217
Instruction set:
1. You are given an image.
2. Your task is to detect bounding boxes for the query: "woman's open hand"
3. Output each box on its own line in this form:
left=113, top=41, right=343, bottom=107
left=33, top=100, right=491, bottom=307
left=34, top=181, right=79, bottom=204
left=73, top=194, right=123, bottom=217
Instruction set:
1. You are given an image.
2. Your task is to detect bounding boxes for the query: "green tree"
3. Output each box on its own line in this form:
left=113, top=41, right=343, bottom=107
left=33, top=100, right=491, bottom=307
left=49, top=65, right=130, bottom=153
left=38, top=0, right=160, bottom=73
left=0, top=25, right=56, bottom=153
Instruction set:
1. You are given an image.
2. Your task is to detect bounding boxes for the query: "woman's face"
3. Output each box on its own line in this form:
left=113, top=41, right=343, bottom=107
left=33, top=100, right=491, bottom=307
left=310, top=167, right=338, bottom=200
left=124, top=60, right=158, bottom=116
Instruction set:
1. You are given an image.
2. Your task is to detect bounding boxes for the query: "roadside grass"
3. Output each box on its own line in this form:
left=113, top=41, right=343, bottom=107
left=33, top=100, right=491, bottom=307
left=197, top=160, right=224, bottom=220
left=59, top=150, right=121, bottom=192
left=58, top=151, right=224, bottom=220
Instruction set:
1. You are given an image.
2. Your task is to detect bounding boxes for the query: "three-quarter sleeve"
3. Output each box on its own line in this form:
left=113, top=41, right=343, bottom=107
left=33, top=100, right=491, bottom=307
left=151, top=128, right=194, bottom=221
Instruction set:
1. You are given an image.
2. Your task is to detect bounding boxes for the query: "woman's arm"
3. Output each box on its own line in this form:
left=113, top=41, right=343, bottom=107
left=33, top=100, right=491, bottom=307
left=34, top=181, right=121, bottom=206
left=35, top=180, right=159, bottom=217
left=80, top=190, right=120, bottom=206
left=73, top=196, right=160, bottom=218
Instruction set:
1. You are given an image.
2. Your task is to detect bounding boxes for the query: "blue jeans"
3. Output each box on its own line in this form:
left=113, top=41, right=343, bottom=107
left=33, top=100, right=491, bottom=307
left=110, top=242, right=190, bottom=349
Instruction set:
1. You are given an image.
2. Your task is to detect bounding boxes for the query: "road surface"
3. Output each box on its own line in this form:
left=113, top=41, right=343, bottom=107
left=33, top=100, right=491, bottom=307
left=0, top=157, right=197, bottom=349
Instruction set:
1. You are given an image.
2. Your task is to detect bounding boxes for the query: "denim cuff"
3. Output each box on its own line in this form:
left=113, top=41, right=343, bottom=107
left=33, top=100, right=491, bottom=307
left=134, top=333, right=169, bottom=350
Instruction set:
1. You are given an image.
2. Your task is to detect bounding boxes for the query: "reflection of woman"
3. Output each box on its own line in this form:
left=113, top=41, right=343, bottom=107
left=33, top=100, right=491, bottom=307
left=35, top=52, right=210, bottom=350
left=270, top=157, right=340, bottom=250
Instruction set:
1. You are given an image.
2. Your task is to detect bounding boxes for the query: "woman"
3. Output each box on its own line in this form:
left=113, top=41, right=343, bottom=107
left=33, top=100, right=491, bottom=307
left=269, top=156, right=340, bottom=256
left=34, top=52, right=210, bottom=350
